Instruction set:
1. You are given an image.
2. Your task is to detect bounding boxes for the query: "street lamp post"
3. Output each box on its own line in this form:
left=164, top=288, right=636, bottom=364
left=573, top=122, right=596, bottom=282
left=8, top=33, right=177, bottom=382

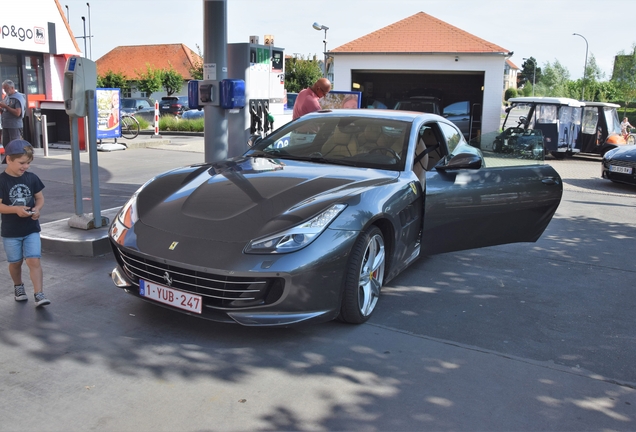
left=312, top=22, right=329, bottom=77
left=572, top=33, right=588, bottom=101
left=523, top=57, right=536, bottom=96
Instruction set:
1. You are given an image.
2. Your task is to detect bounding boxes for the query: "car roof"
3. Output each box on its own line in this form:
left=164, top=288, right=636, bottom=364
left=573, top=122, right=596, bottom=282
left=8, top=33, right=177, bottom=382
left=508, top=96, right=584, bottom=107
left=303, top=108, right=441, bottom=122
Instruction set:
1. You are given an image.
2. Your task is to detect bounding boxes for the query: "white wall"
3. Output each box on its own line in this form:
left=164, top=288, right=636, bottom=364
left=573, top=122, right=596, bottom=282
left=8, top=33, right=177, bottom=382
left=332, top=53, right=507, bottom=135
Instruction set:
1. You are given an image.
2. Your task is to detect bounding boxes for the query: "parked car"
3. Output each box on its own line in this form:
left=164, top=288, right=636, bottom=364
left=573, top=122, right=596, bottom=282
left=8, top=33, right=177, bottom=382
left=602, top=145, right=636, bottom=185
left=393, top=96, right=441, bottom=115
left=443, top=100, right=472, bottom=139
left=181, top=109, right=204, bottom=120
left=109, top=109, right=563, bottom=327
left=159, top=96, right=189, bottom=116
left=121, top=97, right=155, bottom=123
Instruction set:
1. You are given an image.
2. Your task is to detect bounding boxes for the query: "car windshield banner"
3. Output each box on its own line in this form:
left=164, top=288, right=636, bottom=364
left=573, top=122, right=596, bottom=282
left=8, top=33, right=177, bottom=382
left=96, top=88, right=121, bottom=139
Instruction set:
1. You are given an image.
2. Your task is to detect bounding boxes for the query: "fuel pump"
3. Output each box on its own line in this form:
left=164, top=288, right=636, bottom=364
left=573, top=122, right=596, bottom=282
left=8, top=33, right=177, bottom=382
left=63, top=55, right=108, bottom=230
left=226, top=42, right=287, bottom=155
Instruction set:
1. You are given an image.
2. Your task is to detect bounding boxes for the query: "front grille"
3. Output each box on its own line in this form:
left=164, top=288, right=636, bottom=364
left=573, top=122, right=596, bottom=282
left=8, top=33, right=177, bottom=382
left=604, top=159, right=636, bottom=169
left=112, top=245, right=284, bottom=308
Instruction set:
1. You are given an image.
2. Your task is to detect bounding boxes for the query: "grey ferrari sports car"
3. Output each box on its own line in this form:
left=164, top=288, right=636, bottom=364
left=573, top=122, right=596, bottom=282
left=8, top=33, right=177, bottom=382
left=109, top=109, right=563, bottom=326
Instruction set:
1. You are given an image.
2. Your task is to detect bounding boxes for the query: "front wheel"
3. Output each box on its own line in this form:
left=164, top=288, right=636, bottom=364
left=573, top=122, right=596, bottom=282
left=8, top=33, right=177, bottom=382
left=338, top=226, right=386, bottom=324
left=121, top=115, right=140, bottom=140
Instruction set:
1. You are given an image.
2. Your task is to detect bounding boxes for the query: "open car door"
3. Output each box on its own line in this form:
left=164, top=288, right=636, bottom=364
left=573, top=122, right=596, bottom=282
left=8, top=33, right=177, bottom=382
left=420, top=123, right=563, bottom=256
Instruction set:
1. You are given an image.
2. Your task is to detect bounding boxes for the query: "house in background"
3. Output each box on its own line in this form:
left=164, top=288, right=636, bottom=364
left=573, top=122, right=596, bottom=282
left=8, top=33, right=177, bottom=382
left=95, top=44, right=202, bottom=100
left=330, top=12, right=514, bottom=138
left=504, top=59, right=519, bottom=90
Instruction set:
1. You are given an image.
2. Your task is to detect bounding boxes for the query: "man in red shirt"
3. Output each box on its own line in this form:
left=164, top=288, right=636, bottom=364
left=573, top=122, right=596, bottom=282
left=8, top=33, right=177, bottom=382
left=292, top=78, right=331, bottom=120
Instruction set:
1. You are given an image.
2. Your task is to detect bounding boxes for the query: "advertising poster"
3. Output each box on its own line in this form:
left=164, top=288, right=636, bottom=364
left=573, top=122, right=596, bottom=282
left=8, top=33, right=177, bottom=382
left=319, top=91, right=362, bottom=110
left=96, top=88, right=121, bottom=139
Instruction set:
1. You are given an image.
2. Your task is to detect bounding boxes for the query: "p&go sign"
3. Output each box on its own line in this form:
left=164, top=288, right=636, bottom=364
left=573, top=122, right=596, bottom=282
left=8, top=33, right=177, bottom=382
left=0, top=21, right=49, bottom=53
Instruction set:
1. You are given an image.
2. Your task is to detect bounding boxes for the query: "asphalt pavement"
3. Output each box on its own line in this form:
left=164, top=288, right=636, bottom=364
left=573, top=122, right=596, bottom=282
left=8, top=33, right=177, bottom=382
left=1, top=137, right=635, bottom=431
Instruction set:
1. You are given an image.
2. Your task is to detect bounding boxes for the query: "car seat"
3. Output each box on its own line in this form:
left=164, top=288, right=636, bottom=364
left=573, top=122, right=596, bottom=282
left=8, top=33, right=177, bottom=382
left=321, top=127, right=358, bottom=157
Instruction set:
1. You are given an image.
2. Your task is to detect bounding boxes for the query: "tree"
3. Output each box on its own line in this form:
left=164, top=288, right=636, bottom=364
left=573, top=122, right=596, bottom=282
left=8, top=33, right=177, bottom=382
left=135, top=65, right=162, bottom=98
left=162, top=66, right=184, bottom=96
left=189, top=44, right=204, bottom=81
left=284, top=55, right=322, bottom=93
left=536, top=60, right=570, bottom=97
left=519, top=57, right=541, bottom=87
left=97, top=70, right=129, bottom=91
left=611, top=44, right=636, bottom=115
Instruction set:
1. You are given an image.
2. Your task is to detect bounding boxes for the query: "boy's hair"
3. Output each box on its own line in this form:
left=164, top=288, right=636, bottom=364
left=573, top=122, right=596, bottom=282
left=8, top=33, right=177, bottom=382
left=7, top=146, right=34, bottom=163
left=2, top=140, right=34, bottom=164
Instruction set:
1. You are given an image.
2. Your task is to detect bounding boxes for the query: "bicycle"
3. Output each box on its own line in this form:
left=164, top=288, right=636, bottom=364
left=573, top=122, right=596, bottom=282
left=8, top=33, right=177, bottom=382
left=120, top=114, right=140, bottom=140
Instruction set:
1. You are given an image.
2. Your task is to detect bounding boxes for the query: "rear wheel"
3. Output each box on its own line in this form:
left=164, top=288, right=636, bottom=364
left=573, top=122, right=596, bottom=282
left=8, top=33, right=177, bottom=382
left=338, top=226, right=385, bottom=324
left=550, top=151, right=565, bottom=160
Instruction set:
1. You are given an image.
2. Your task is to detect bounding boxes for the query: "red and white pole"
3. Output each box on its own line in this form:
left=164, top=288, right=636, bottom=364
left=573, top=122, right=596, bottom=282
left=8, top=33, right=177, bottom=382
left=154, top=101, right=160, bottom=135
left=151, top=100, right=162, bottom=139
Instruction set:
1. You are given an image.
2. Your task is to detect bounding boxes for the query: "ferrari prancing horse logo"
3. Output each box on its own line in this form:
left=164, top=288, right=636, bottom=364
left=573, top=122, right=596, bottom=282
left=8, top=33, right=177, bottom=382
left=169, top=241, right=179, bottom=250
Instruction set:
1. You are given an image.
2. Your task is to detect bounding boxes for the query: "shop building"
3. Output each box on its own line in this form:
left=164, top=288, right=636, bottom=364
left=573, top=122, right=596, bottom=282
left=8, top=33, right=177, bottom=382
left=1, top=0, right=81, bottom=146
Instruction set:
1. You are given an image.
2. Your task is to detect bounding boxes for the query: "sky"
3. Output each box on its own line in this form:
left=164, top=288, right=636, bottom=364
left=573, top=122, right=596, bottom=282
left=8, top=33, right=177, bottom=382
left=61, top=0, right=635, bottom=81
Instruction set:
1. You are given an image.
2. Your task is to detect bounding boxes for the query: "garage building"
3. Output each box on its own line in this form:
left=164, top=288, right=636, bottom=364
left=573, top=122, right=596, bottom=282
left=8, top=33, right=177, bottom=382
left=330, top=12, right=513, bottom=140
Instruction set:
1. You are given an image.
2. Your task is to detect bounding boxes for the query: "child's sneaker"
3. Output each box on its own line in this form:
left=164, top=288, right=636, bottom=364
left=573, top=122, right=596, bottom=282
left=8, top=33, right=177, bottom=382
left=34, top=291, right=50, bottom=307
left=14, top=284, right=27, bottom=301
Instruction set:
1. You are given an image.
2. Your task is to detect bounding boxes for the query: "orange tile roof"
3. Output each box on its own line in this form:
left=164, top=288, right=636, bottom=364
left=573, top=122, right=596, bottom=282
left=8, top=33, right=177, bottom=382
left=506, top=59, right=519, bottom=69
left=331, top=12, right=509, bottom=54
left=95, top=44, right=202, bottom=79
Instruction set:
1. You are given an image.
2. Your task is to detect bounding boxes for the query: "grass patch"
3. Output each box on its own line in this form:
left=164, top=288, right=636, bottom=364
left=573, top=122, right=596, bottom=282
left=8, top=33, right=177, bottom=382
left=159, top=116, right=204, bottom=132
left=137, top=117, right=150, bottom=130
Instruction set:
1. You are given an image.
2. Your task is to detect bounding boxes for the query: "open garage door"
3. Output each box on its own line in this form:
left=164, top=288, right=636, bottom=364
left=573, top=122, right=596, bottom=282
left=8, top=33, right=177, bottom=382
left=351, top=70, right=484, bottom=140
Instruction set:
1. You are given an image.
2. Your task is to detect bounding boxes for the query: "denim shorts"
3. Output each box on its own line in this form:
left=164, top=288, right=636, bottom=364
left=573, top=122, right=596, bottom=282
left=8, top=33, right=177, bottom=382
left=2, top=233, right=41, bottom=263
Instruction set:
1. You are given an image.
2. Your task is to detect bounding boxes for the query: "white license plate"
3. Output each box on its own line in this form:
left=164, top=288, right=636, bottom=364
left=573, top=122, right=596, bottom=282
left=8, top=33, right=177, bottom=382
left=610, top=165, right=633, bottom=174
left=139, top=279, right=202, bottom=314
left=161, top=105, right=170, bottom=109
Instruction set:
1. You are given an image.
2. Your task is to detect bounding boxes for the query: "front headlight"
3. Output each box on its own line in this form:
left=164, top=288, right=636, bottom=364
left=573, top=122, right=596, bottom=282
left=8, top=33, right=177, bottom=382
left=245, top=204, right=347, bottom=254
left=603, top=147, right=619, bottom=161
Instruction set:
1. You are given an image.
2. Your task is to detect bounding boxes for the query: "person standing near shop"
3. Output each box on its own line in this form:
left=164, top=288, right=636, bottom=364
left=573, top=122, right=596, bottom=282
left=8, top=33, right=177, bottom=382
left=292, top=78, right=331, bottom=120
left=0, top=80, right=26, bottom=145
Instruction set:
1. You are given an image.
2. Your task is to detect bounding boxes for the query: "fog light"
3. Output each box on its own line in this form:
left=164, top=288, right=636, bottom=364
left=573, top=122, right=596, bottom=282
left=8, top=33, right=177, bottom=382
left=111, top=267, right=131, bottom=287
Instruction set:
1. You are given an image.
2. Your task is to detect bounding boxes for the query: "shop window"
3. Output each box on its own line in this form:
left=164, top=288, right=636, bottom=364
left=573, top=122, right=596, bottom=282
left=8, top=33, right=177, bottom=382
left=25, top=55, right=45, bottom=95
left=0, top=51, right=20, bottom=91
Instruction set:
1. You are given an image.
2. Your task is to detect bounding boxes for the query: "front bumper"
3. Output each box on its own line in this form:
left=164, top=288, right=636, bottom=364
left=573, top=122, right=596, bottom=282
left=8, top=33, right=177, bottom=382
left=109, top=226, right=359, bottom=326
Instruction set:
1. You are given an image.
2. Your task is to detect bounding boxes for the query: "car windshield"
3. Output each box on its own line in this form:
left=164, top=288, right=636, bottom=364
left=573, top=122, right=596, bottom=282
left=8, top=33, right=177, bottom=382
left=246, top=115, right=411, bottom=171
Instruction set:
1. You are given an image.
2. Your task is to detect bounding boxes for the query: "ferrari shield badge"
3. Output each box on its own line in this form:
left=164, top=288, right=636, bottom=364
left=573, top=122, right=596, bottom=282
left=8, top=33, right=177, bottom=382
left=169, top=241, right=179, bottom=250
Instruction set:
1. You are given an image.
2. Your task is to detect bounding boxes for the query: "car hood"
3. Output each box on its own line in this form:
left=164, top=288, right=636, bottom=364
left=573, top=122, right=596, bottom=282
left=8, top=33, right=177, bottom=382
left=136, top=157, right=398, bottom=243
left=606, top=145, right=636, bottom=161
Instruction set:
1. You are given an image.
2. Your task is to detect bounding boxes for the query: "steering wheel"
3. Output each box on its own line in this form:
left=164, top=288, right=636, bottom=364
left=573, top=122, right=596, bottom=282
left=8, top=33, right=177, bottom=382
left=368, top=147, right=401, bottom=161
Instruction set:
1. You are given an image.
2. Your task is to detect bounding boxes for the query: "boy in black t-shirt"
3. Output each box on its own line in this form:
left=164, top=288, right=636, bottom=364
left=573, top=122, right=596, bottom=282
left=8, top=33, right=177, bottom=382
left=0, top=140, right=49, bottom=307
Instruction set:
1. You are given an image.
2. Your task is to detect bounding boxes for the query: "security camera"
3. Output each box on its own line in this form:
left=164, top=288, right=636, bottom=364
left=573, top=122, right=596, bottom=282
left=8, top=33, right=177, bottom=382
left=455, top=56, right=459, bottom=62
